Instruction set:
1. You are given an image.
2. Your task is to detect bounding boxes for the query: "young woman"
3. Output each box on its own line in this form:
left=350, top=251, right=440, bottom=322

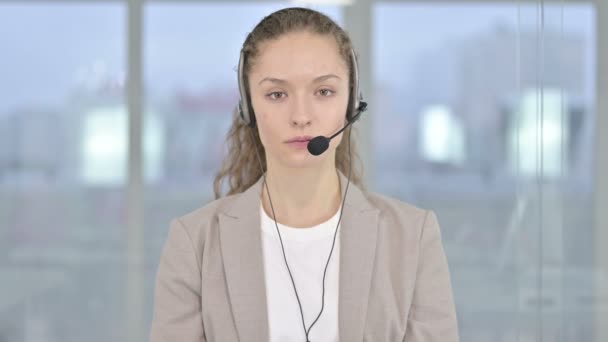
left=150, top=7, right=459, bottom=342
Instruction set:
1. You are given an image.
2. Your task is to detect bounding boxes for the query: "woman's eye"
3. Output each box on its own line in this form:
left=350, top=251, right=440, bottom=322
left=267, top=92, right=286, bottom=100
left=318, top=89, right=334, bottom=97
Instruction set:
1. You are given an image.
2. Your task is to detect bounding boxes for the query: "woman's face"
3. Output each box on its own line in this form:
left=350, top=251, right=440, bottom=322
left=248, top=31, right=350, bottom=170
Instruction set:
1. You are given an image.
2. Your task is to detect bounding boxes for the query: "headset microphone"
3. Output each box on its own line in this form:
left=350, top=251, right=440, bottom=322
left=307, top=101, right=367, bottom=156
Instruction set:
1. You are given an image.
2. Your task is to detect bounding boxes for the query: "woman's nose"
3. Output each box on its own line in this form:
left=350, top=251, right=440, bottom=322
left=291, top=116, right=312, bottom=127
left=289, top=94, right=312, bottom=127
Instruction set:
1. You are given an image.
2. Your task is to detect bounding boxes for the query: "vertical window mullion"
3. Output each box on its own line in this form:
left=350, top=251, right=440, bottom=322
left=126, top=0, right=144, bottom=341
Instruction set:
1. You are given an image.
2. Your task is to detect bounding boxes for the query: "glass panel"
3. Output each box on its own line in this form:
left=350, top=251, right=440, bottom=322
left=373, top=2, right=596, bottom=341
left=0, top=3, right=126, bottom=342
left=142, top=2, right=342, bottom=335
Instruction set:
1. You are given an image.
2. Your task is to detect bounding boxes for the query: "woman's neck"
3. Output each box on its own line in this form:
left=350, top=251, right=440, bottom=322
left=261, top=164, right=342, bottom=229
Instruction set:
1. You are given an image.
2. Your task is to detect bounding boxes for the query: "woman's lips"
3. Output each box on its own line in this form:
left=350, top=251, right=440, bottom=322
left=285, top=136, right=313, bottom=143
left=285, top=135, right=313, bottom=149
left=286, top=140, right=310, bottom=149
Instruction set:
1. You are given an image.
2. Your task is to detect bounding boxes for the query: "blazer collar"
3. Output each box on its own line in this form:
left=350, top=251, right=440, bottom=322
left=218, top=170, right=379, bottom=342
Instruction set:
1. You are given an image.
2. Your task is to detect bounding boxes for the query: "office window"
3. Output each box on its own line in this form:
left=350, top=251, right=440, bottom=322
left=0, top=4, right=127, bottom=342
left=373, top=3, right=596, bottom=341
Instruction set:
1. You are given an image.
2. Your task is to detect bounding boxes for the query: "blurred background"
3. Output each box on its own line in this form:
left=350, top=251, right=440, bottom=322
left=0, top=0, right=606, bottom=341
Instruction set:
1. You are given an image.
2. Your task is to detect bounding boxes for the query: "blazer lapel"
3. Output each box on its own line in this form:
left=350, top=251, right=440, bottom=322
left=218, top=170, right=379, bottom=342
left=337, top=171, right=380, bottom=342
left=219, top=175, right=269, bottom=342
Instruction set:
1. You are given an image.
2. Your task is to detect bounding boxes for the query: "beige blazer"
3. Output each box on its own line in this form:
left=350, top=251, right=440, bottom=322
left=150, top=170, right=459, bottom=342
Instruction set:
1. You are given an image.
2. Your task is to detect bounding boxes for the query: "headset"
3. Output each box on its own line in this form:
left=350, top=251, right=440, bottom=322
left=237, top=48, right=367, bottom=130
left=237, top=43, right=368, bottom=342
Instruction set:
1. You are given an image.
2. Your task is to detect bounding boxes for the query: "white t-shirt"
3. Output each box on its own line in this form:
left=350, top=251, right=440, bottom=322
left=260, top=202, right=342, bottom=342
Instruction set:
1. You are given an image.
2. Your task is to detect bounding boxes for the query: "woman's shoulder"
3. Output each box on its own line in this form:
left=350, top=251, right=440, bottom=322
left=167, top=192, right=243, bottom=244
left=363, top=190, right=436, bottom=233
left=364, top=190, right=427, bottom=217
left=360, top=190, right=445, bottom=256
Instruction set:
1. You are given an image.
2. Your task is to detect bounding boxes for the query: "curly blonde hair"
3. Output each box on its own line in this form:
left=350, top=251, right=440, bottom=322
left=213, top=7, right=366, bottom=199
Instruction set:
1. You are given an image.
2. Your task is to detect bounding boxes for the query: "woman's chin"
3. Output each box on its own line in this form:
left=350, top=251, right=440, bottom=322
left=267, top=146, right=333, bottom=169
left=280, top=153, right=327, bottom=169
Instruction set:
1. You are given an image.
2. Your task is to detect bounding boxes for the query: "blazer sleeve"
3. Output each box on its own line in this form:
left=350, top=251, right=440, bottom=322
left=149, top=218, right=206, bottom=342
left=404, top=210, right=459, bottom=342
